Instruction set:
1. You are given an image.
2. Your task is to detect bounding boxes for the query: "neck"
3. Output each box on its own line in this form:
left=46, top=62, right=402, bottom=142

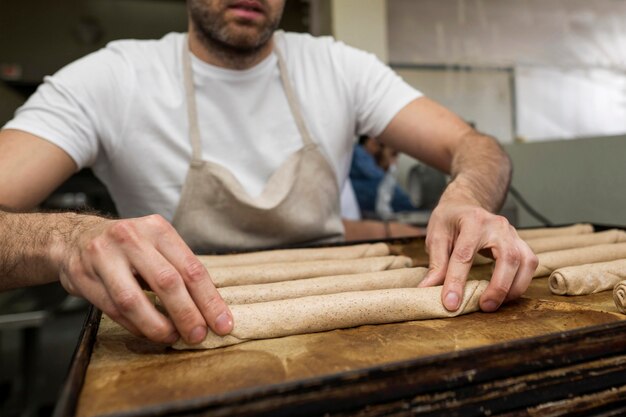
left=188, top=27, right=275, bottom=70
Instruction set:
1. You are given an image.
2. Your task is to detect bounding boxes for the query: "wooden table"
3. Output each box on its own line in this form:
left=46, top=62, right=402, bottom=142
left=54, top=238, right=626, bottom=417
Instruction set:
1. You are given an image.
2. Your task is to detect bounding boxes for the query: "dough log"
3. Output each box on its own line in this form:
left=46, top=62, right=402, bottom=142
left=198, top=242, right=390, bottom=268
left=534, top=243, right=626, bottom=277
left=174, top=280, right=489, bottom=350
left=517, top=223, right=594, bottom=240
left=208, top=255, right=413, bottom=287
left=526, top=229, right=626, bottom=254
left=548, top=259, right=626, bottom=295
left=218, top=267, right=429, bottom=304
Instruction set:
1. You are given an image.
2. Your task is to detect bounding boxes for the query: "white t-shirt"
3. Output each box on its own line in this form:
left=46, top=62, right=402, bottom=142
left=5, top=32, right=421, bottom=220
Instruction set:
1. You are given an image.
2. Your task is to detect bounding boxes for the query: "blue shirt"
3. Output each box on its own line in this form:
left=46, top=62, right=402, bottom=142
left=349, top=145, right=416, bottom=215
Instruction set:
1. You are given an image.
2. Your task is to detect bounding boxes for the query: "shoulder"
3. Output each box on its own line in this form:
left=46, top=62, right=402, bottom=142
left=101, top=32, right=184, bottom=72
left=280, top=31, right=372, bottom=61
left=44, top=32, right=184, bottom=98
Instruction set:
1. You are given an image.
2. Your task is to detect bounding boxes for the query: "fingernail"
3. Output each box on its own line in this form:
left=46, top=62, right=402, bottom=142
left=444, top=292, right=460, bottom=310
left=189, top=326, right=207, bottom=344
left=482, top=300, right=499, bottom=312
left=215, top=311, right=233, bottom=334
left=165, top=331, right=180, bottom=344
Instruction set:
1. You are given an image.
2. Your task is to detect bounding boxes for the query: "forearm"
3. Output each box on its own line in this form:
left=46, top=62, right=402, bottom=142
left=443, top=131, right=512, bottom=212
left=0, top=210, right=104, bottom=290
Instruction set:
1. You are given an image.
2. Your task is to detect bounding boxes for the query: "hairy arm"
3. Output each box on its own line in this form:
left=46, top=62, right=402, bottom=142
left=0, top=210, right=90, bottom=289
left=0, top=130, right=233, bottom=345
left=0, top=208, right=233, bottom=345
left=445, top=130, right=512, bottom=213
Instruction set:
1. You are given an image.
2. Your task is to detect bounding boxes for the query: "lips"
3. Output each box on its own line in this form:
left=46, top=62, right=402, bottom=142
left=228, top=0, right=265, bottom=14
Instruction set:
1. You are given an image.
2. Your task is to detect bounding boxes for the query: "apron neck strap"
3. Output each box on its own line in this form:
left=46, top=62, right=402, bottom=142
left=182, top=32, right=315, bottom=162
left=182, top=35, right=203, bottom=161
left=273, top=32, right=315, bottom=148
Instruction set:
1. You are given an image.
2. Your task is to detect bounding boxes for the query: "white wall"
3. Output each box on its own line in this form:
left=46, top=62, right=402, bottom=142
left=386, top=0, right=626, bottom=141
left=331, top=0, right=388, bottom=62
left=395, top=67, right=514, bottom=143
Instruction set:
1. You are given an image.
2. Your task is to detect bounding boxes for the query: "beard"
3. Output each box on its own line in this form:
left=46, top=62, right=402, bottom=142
left=188, top=0, right=284, bottom=62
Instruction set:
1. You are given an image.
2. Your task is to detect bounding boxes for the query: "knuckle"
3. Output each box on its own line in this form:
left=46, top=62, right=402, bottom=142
left=171, top=305, right=198, bottom=324
left=451, top=246, right=475, bottom=264
left=445, top=275, right=466, bottom=287
left=501, top=247, right=521, bottom=265
left=84, top=237, right=107, bottom=256
left=114, top=289, right=140, bottom=313
left=425, top=236, right=451, bottom=253
left=66, top=257, right=86, bottom=279
left=489, top=283, right=510, bottom=300
left=199, top=292, right=224, bottom=315
left=144, top=321, right=172, bottom=342
left=144, top=214, right=171, bottom=232
left=494, top=215, right=510, bottom=228
left=184, top=259, right=209, bottom=284
left=108, top=221, right=139, bottom=245
left=153, top=269, right=182, bottom=292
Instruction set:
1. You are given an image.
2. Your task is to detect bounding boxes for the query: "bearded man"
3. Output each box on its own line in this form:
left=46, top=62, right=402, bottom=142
left=0, top=0, right=537, bottom=346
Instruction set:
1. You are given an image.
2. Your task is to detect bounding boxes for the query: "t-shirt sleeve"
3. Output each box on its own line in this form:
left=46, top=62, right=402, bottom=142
left=333, top=42, right=422, bottom=138
left=3, top=46, right=134, bottom=169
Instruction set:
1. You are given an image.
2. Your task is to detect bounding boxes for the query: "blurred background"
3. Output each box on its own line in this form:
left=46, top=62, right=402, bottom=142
left=1, top=1, right=626, bottom=415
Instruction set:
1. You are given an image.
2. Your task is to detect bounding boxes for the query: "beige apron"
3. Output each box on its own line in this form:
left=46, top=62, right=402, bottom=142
left=172, top=33, right=345, bottom=253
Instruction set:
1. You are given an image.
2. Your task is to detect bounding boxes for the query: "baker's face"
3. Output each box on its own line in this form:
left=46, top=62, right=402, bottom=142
left=188, top=0, right=285, bottom=51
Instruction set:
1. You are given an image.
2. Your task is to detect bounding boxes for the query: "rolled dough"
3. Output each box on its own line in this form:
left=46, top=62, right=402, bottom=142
left=548, top=259, right=626, bottom=295
left=208, top=255, right=413, bottom=287
left=517, top=223, right=594, bottom=240
left=198, top=242, right=390, bottom=268
left=613, top=280, right=626, bottom=314
left=526, top=229, right=626, bottom=254
left=534, top=243, right=626, bottom=277
left=218, top=267, right=429, bottom=304
left=174, top=280, right=489, bottom=350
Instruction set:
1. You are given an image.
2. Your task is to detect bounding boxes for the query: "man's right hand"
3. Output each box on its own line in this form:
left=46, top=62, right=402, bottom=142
left=55, top=214, right=233, bottom=345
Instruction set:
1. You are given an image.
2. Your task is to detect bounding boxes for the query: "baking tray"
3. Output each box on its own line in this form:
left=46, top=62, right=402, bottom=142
left=53, top=232, right=626, bottom=416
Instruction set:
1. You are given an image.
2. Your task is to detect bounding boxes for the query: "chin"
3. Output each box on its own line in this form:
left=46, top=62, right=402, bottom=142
left=220, top=22, right=273, bottom=50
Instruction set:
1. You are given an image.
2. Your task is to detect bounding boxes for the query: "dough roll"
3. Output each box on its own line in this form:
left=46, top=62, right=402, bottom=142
left=613, top=280, right=626, bottom=314
left=517, top=223, right=594, bottom=240
left=549, top=259, right=626, bottom=295
left=534, top=243, right=626, bottom=277
left=208, top=255, right=413, bottom=287
left=219, top=267, right=429, bottom=304
left=174, top=280, right=489, bottom=350
left=526, top=229, right=626, bottom=254
left=198, top=242, right=390, bottom=268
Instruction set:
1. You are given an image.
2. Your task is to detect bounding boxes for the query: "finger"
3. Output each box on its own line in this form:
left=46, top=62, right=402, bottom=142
left=479, top=243, right=520, bottom=312
left=129, top=245, right=210, bottom=345
left=441, top=230, right=482, bottom=311
left=95, top=255, right=179, bottom=344
left=71, top=274, right=145, bottom=339
left=505, top=243, right=538, bottom=302
left=155, top=228, right=234, bottom=336
left=419, top=232, right=453, bottom=288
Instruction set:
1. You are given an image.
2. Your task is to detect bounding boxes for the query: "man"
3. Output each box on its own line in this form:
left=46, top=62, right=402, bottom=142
left=0, top=0, right=537, bottom=346
left=350, top=136, right=417, bottom=216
